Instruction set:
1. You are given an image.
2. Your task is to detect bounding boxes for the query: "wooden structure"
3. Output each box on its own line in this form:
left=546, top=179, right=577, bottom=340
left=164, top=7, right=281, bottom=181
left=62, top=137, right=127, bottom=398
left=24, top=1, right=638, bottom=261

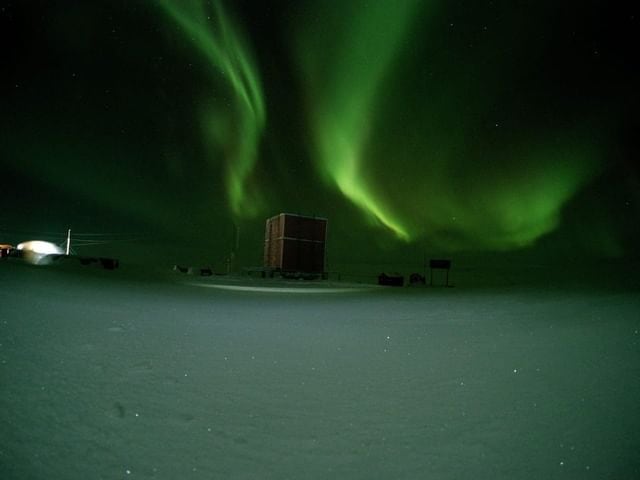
left=263, top=213, right=327, bottom=274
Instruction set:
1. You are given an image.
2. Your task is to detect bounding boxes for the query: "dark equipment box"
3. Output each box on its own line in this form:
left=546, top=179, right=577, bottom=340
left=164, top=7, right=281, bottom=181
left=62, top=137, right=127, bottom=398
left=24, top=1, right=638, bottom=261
left=264, top=213, right=327, bottom=274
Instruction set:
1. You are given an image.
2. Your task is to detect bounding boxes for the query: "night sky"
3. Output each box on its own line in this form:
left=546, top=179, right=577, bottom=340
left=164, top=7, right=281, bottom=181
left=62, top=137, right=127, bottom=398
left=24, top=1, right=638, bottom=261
left=1, top=1, right=638, bottom=269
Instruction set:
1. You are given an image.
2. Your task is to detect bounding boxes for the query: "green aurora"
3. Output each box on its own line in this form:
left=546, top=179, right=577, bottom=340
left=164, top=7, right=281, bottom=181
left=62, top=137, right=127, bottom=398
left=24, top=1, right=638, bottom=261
left=159, top=0, right=605, bottom=251
left=158, top=0, right=266, bottom=218
left=0, top=0, right=636, bottom=264
left=295, top=0, right=425, bottom=241
left=294, top=0, right=601, bottom=250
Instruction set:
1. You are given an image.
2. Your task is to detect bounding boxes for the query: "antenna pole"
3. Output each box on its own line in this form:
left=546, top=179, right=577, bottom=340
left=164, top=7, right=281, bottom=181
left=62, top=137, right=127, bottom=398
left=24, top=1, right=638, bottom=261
left=227, top=223, right=240, bottom=274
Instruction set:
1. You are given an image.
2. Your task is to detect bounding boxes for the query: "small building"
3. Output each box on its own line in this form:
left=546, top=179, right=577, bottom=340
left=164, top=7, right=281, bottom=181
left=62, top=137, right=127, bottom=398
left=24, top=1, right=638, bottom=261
left=0, top=244, right=13, bottom=258
left=264, top=213, right=327, bottom=274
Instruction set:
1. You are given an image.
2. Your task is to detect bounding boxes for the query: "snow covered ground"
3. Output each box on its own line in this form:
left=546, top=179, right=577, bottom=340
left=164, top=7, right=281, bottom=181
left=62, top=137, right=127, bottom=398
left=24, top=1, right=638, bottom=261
left=1, top=261, right=639, bottom=479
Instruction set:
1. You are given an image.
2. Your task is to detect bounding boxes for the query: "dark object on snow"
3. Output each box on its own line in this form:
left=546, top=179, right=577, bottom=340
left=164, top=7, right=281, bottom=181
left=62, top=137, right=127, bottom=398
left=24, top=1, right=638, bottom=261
left=0, top=244, right=13, bottom=258
left=429, top=259, right=451, bottom=287
left=79, top=257, right=97, bottom=266
left=172, top=265, right=212, bottom=275
left=244, top=266, right=276, bottom=278
left=100, top=257, right=119, bottom=270
left=409, top=273, right=426, bottom=285
left=378, top=273, right=404, bottom=287
left=264, top=213, right=327, bottom=275
left=77, top=256, right=118, bottom=270
left=281, top=271, right=321, bottom=280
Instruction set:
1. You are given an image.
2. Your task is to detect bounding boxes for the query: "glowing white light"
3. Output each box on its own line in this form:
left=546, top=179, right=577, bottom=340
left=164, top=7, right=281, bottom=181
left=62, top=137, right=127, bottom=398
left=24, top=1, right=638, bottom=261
left=16, top=240, right=64, bottom=265
left=17, top=240, right=63, bottom=254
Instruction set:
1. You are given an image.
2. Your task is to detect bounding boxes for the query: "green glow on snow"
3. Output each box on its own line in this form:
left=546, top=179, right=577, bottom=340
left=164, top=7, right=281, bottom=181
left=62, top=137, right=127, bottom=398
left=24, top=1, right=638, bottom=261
left=159, top=0, right=265, bottom=217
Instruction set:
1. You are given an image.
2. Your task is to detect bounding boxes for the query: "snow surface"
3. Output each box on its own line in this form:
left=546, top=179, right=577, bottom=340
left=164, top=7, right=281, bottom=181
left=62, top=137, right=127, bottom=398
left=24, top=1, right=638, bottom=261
left=1, top=261, right=639, bottom=479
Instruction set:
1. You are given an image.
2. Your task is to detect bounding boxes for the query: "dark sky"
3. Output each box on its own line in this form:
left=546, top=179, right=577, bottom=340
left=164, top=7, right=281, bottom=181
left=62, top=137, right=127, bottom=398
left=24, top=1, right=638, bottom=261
left=1, top=0, right=638, bottom=269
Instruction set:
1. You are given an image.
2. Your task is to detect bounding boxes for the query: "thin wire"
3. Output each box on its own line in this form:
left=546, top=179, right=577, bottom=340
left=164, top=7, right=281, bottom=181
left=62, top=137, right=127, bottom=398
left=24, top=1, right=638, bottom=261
left=0, top=228, right=149, bottom=247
